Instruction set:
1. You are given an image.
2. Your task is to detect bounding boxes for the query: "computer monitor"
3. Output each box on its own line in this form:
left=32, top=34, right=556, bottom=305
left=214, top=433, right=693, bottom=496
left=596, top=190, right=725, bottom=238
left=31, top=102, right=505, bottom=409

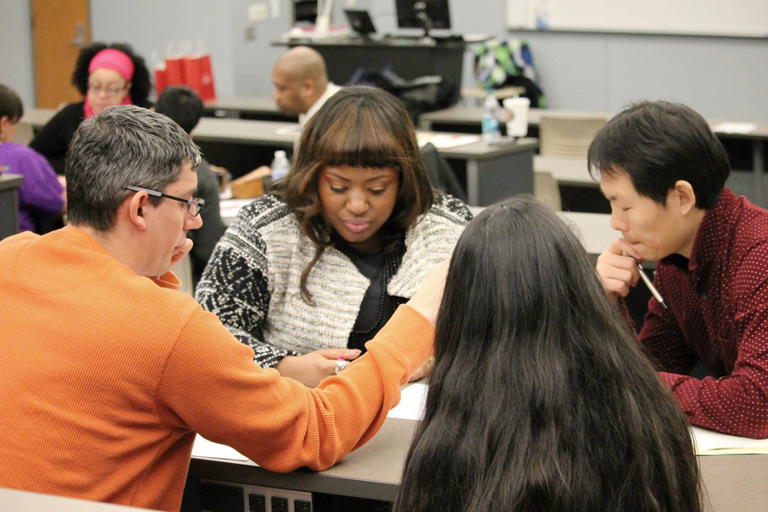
left=344, top=9, right=377, bottom=37
left=293, top=0, right=318, bottom=26
left=395, top=0, right=451, bottom=37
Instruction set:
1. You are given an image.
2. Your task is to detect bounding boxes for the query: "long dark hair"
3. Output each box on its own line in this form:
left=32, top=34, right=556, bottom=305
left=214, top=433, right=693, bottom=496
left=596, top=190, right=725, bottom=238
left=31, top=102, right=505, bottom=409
left=395, top=196, right=701, bottom=512
left=274, top=86, right=434, bottom=302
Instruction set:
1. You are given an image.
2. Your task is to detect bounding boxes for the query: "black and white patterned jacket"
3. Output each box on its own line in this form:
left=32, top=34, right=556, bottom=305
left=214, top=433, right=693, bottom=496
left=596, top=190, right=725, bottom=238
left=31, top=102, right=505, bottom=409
left=195, top=194, right=471, bottom=368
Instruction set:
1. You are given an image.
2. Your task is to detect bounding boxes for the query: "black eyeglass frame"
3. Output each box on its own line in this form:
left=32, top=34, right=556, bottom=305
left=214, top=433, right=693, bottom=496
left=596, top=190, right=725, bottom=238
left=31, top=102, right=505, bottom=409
left=124, top=186, right=205, bottom=217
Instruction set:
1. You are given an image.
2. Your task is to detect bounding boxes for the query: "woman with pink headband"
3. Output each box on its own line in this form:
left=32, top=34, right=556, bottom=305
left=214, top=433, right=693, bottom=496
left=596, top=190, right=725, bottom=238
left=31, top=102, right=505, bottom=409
left=30, top=42, right=151, bottom=175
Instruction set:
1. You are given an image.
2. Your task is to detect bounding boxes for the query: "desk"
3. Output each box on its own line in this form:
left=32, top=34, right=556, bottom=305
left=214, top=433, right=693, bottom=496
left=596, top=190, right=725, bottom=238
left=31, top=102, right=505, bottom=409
left=710, top=120, right=768, bottom=207
left=420, top=106, right=768, bottom=208
left=183, top=415, right=768, bottom=512
left=558, top=211, right=614, bottom=255
left=204, top=97, right=297, bottom=122
left=275, top=37, right=467, bottom=105
left=0, top=488, right=155, bottom=511
left=192, top=117, right=539, bottom=207
left=0, top=174, right=24, bottom=240
left=419, top=106, right=611, bottom=132
left=18, top=110, right=538, bottom=207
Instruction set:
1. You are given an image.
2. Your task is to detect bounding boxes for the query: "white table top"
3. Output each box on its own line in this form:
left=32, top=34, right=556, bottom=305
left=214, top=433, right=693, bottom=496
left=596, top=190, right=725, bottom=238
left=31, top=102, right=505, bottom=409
left=534, top=155, right=597, bottom=186
left=420, top=106, right=768, bottom=138
left=0, top=488, right=155, bottom=511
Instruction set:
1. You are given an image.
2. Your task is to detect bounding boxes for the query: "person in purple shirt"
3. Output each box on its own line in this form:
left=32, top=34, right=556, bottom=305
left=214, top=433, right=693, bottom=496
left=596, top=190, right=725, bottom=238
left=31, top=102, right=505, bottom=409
left=0, top=84, right=65, bottom=233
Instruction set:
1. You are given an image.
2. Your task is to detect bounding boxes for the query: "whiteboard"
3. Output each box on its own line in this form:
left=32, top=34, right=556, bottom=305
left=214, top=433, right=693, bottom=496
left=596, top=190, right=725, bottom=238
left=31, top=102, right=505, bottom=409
left=506, top=0, right=768, bottom=38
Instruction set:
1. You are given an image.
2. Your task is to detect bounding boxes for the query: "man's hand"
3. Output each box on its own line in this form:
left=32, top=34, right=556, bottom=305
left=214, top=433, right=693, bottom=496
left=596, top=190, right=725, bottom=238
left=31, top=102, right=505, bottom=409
left=407, top=259, right=450, bottom=326
left=276, top=348, right=362, bottom=387
left=596, top=238, right=641, bottom=299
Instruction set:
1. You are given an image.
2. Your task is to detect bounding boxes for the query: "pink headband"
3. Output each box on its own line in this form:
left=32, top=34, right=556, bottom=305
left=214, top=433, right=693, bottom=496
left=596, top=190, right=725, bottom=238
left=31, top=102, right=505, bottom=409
left=89, top=49, right=134, bottom=82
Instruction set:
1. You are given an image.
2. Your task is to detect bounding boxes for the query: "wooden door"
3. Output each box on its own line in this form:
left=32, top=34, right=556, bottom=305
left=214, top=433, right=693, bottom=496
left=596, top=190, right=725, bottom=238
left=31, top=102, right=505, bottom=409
left=32, top=0, right=90, bottom=109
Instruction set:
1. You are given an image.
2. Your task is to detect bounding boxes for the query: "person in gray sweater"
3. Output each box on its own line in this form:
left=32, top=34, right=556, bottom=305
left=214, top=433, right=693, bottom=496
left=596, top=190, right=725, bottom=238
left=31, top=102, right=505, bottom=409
left=197, top=87, right=471, bottom=387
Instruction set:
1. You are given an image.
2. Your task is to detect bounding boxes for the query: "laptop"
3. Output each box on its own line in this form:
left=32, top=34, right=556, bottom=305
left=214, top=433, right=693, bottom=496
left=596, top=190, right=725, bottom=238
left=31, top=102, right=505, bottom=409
left=344, top=9, right=377, bottom=37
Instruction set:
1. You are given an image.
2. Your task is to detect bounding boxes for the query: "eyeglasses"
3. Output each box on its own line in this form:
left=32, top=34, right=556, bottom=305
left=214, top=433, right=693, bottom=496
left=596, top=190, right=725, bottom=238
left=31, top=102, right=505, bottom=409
left=88, top=83, right=127, bottom=97
left=125, top=186, right=205, bottom=216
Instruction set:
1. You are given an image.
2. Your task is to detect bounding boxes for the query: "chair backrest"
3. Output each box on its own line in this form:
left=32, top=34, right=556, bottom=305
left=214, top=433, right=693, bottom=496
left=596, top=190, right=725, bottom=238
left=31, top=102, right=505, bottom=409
left=10, top=122, right=35, bottom=145
left=420, top=142, right=467, bottom=202
left=533, top=170, right=562, bottom=212
left=539, top=113, right=608, bottom=159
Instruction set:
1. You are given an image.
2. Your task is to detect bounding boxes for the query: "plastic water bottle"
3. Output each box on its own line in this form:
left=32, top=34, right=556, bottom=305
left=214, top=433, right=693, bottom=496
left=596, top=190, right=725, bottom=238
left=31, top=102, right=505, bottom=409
left=481, top=93, right=501, bottom=144
left=270, top=150, right=290, bottom=182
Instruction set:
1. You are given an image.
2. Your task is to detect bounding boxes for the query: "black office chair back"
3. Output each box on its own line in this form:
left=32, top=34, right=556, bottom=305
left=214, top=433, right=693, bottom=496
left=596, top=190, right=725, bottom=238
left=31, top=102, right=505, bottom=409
left=420, top=142, right=467, bottom=202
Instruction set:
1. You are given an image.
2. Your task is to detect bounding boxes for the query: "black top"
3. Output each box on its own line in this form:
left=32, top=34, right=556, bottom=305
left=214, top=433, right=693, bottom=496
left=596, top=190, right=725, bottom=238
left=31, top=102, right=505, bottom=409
left=336, top=239, right=407, bottom=351
left=30, top=100, right=152, bottom=175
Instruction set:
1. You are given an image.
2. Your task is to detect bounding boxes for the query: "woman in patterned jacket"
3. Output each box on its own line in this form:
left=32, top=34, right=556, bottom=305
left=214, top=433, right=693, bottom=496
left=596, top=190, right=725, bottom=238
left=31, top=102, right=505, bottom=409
left=197, top=86, right=471, bottom=387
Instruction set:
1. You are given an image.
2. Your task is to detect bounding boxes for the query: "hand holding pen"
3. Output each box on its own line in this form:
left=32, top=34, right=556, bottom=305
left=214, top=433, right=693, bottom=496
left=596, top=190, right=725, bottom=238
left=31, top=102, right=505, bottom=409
left=633, top=259, right=668, bottom=310
left=595, top=238, right=666, bottom=309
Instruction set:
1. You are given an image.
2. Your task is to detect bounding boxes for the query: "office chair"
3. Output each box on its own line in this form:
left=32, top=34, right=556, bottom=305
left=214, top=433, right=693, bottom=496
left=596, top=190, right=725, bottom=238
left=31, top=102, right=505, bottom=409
left=539, top=113, right=607, bottom=159
left=10, top=122, right=34, bottom=145
left=420, top=142, right=467, bottom=203
left=533, top=170, right=562, bottom=212
left=537, top=113, right=608, bottom=212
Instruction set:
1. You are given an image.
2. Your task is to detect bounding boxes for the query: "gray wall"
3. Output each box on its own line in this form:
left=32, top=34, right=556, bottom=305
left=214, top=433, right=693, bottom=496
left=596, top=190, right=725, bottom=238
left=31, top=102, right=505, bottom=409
left=0, top=1, right=35, bottom=108
left=90, top=0, right=237, bottom=99
left=520, top=30, right=768, bottom=120
left=5, top=0, right=767, bottom=121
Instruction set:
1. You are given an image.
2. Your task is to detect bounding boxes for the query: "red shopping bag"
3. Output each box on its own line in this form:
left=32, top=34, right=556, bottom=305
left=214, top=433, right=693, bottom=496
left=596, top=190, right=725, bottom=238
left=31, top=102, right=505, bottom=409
left=165, top=56, right=186, bottom=86
left=154, top=64, right=168, bottom=96
left=183, top=53, right=216, bottom=102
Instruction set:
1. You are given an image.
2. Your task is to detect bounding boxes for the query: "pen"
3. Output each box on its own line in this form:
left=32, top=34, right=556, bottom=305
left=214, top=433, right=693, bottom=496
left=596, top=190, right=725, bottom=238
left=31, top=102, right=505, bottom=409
left=635, top=263, right=668, bottom=310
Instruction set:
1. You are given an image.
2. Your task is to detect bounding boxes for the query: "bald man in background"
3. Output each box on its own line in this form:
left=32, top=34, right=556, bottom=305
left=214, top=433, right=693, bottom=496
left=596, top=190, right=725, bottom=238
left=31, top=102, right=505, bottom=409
left=272, top=46, right=342, bottom=128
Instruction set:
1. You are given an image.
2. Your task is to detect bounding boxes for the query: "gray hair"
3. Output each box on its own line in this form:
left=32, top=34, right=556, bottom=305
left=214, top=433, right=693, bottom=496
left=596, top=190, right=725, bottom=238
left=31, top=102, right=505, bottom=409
left=66, top=104, right=202, bottom=231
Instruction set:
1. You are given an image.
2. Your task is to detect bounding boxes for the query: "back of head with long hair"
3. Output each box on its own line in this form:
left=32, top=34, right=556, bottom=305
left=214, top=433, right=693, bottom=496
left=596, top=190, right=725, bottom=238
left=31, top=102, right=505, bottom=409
left=395, top=196, right=700, bottom=512
left=274, top=86, right=434, bottom=302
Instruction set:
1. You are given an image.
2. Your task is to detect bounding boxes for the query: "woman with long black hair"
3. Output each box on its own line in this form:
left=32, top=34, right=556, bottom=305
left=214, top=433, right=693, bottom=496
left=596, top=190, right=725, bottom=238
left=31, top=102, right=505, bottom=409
left=395, top=196, right=701, bottom=512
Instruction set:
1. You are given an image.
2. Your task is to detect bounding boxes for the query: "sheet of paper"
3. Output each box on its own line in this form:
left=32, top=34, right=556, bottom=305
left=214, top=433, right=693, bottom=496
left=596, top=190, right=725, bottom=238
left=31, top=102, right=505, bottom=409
left=192, top=435, right=250, bottom=461
left=275, top=124, right=301, bottom=135
left=463, top=34, right=492, bottom=43
left=416, top=132, right=481, bottom=149
left=385, top=386, right=768, bottom=455
left=387, top=383, right=428, bottom=420
left=691, top=426, right=768, bottom=455
left=711, top=122, right=756, bottom=134
left=192, top=385, right=768, bottom=457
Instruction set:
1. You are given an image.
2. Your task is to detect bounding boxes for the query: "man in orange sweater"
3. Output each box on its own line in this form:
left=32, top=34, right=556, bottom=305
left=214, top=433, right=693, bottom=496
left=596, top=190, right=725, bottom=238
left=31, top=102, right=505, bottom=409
left=0, top=105, right=443, bottom=511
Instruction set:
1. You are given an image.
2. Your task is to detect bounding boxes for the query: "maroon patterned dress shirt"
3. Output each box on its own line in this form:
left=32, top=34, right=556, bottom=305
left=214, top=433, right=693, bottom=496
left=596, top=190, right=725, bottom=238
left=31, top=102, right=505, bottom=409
left=640, top=188, right=768, bottom=438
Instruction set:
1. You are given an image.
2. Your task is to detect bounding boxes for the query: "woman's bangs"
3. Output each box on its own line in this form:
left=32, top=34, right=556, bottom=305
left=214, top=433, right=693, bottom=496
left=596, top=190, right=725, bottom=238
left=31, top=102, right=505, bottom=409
left=318, top=110, right=406, bottom=170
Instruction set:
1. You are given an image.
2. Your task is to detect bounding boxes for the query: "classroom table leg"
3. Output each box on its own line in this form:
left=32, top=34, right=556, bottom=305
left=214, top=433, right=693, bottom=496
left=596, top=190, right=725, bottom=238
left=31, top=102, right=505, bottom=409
left=466, top=160, right=481, bottom=206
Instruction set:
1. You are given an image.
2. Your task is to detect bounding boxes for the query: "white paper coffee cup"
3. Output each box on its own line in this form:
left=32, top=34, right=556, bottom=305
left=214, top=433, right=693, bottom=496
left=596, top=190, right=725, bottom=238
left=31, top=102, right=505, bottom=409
left=502, top=97, right=530, bottom=138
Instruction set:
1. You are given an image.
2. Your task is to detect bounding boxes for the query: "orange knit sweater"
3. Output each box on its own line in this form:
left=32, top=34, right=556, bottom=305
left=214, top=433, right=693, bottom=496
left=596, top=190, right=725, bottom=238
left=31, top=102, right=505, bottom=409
left=0, top=226, right=433, bottom=511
